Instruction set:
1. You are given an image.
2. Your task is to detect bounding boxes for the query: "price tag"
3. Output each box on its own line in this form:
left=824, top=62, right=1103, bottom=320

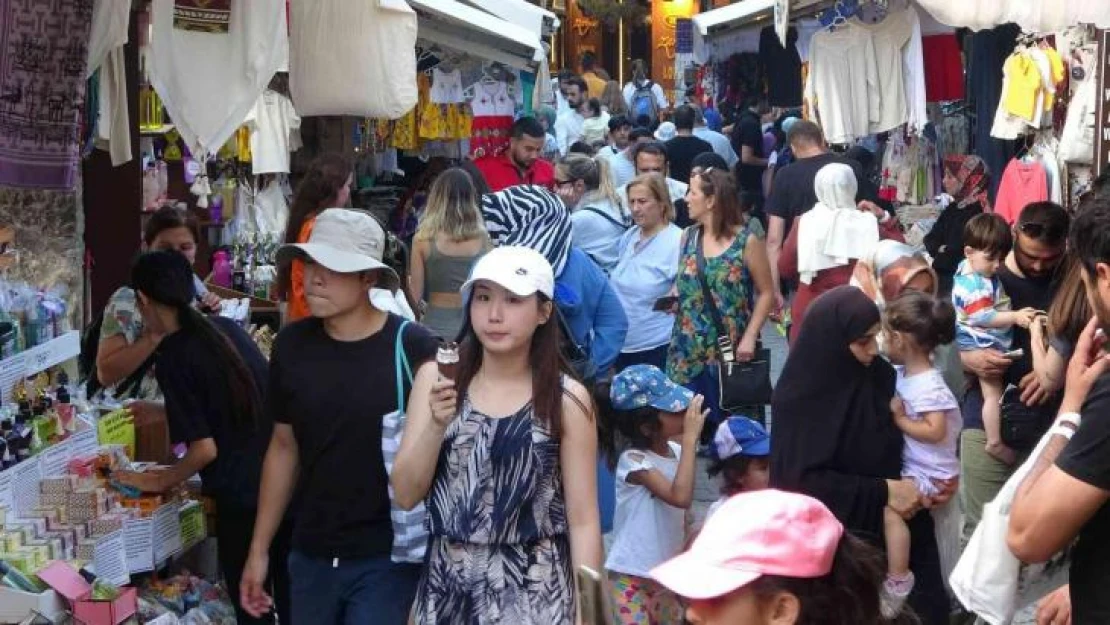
left=93, top=530, right=130, bottom=587
left=70, top=426, right=98, bottom=458
left=97, top=410, right=136, bottom=458
left=39, top=437, right=73, bottom=478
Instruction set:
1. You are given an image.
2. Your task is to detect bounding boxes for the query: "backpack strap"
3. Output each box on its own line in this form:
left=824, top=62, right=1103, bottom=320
left=578, top=206, right=629, bottom=230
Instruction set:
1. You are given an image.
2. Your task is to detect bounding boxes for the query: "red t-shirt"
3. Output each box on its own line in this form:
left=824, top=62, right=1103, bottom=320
left=473, top=153, right=555, bottom=193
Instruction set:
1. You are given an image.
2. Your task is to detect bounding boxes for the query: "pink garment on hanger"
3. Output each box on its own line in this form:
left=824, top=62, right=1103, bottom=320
left=994, top=159, right=1048, bottom=224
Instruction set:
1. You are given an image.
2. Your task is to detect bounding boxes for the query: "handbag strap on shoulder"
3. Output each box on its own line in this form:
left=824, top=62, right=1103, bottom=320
left=693, top=227, right=735, bottom=364
left=394, top=320, right=414, bottom=412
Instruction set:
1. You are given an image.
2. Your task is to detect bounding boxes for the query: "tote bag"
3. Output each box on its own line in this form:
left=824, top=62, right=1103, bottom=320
left=289, top=0, right=418, bottom=118
left=380, top=320, right=429, bottom=563
left=949, top=428, right=1072, bottom=624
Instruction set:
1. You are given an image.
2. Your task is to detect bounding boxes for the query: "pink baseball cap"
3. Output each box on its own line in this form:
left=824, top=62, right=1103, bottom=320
left=651, top=490, right=844, bottom=600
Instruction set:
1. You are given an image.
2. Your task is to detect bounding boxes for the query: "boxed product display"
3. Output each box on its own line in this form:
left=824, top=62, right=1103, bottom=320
left=38, top=561, right=138, bottom=625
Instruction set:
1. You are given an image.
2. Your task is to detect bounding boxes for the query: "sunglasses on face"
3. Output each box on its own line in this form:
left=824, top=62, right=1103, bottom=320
left=1018, top=221, right=1066, bottom=243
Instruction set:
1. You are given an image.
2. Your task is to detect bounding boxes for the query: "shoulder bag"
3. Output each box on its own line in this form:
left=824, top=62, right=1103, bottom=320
left=380, top=320, right=429, bottom=563
left=692, top=227, right=773, bottom=411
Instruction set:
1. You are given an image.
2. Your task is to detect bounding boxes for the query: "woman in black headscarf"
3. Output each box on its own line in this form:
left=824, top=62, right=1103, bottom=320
left=769, top=286, right=948, bottom=625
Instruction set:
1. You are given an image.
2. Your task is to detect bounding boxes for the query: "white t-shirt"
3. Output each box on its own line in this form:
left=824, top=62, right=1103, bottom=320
left=805, top=24, right=881, bottom=144
left=605, top=442, right=686, bottom=578
left=897, top=367, right=961, bottom=497
left=853, top=10, right=913, bottom=134
left=245, top=90, right=302, bottom=175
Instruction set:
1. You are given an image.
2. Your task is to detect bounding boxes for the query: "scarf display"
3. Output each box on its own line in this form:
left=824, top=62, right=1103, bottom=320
left=481, top=186, right=571, bottom=277
left=0, top=0, right=94, bottom=189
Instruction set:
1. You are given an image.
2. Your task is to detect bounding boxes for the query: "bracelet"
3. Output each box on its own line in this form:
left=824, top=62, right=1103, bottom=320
left=1048, top=425, right=1077, bottom=440
left=1056, top=412, right=1082, bottom=429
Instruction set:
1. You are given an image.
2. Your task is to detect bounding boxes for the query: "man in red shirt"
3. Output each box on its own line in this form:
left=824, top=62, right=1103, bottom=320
left=473, top=117, right=555, bottom=193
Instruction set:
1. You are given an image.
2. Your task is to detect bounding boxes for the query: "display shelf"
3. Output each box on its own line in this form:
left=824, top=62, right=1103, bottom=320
left=0, top=331, right=80, bottom=402
left=139, top=124, right=175, bottom=136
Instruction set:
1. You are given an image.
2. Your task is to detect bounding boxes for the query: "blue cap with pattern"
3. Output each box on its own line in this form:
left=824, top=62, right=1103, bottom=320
left=610, top=365, right=694, bottom=413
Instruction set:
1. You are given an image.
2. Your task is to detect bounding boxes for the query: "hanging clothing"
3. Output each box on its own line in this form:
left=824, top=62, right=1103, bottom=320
left=806, top=24, right=881, bottom=144
left=245, top=90, right=301, bottom=175
left=903, top=8, right=929, bottom=135
left=853, top=10, right=914, bottom=134
left=289, top=0, right=417, bottom=118
left=150, top=0, right=287, bottom=157
left=994, top=159, right=1047, bottom=224
left=429, top=68, right=465, bottom=105
left=922, top=35, right=965, bottom=102
left=968, top=25, right=1022, bottom=202
left=758, top=26, right=803, bottom=107
left=471, top=80, right=515, bottom=158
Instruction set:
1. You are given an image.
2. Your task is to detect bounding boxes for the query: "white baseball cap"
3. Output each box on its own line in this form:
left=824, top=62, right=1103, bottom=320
left=461, top=246, right=554, bottom=300
left=654, top=121, right=677, bottom=142
left=276, top=208, right=399, bottom=291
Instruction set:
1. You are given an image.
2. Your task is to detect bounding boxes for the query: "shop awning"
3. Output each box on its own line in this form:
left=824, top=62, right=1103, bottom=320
left=407, top=0, right=544, bottom=70
left=461, top=0, right=560, bottom=37
left=915, top=0, right=1110, bottom=30
left=693, top=0, right=776, bottom=39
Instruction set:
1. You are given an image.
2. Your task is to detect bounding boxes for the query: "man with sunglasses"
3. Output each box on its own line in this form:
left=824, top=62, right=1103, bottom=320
left=957, top=202, right=1069, bottom=553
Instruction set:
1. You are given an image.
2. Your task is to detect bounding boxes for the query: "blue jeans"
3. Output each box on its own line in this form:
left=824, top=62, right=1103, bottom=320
left=288, top=551, right=421, bottom=625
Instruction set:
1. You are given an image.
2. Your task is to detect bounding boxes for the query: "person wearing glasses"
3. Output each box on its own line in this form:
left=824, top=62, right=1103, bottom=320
left=956, top=202, right=1068, bottom=553
left=555, top=155, right=628, bottom=274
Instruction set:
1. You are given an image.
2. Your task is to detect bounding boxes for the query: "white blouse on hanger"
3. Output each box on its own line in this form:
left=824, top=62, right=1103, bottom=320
left=853, top=10, right=913, bottom=135
left=430, top=68, right=465, bottom=104
left=471, top=81, right=515, bottom=117
left=806, top=24, right=880, bottom=144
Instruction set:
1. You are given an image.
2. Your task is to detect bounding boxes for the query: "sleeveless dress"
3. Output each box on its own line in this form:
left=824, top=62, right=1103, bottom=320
left=415, top=393, right=574, bottom=624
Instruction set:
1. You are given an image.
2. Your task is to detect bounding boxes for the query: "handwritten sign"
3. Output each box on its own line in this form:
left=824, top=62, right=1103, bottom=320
left=125, top=517, right=153, bottom=573
left=97, top=410, right=135, bottom=458
left=153, top=504, right=182, bottom=564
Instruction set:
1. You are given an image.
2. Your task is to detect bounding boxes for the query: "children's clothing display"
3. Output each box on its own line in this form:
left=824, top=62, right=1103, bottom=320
left=470, top=80, right=515, bottom=158
left=879, top=131, right=941, bottom=206
left=991, top=43, right=1066, bottom=140
left=429, top=68, right=465, bottom=105
left=994, top=159, right=1048, bottom=224
left=244, top=90, right=301, bottom=175
left=419, top=69, right=472, bottom=143
left=149, top=0, right=287, bottom=156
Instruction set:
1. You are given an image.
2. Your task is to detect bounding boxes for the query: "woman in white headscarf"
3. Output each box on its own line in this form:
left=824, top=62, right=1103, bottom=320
left=779, top=163, right=905, bottom=344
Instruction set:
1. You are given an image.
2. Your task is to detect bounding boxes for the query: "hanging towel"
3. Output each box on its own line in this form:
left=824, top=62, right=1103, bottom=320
left=797, top=163, right=880, bottom=285
left=87, top=0, right=130, bottom=78
left=288, top=0, right=418, bottom=119
left=149, top=0, right=287, bottom=157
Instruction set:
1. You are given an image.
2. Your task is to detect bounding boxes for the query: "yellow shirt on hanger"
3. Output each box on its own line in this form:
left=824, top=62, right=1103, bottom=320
left=1002, top=52, right=1042, bottom=122
left=1042, top=47, right=1066, bottom=111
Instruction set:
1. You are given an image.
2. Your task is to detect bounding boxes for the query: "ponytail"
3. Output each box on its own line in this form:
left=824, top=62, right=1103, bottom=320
left=177, top=306, right=263, bottom=432
left=883, top=291, right=956, bottom=353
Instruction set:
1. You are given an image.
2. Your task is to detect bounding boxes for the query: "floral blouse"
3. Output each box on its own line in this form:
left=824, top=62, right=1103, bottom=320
left=99, top=287, right=161, bottom=400
left=666, top=226, right=754, bottom=385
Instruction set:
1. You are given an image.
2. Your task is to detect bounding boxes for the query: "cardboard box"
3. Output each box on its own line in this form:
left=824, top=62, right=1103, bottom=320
left=38, top=561, right=137, bottom=625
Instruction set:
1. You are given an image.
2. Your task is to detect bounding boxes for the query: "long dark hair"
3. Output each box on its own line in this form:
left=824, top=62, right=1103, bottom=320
left=594, top=380, right=661, bottom=469
left=454, top=293, right=589, bottom=438
left=1047, top=254, right=1092, bottom=345
left=131, top=251, right=262, bottom=431
left=277, top=153, right=352, bottom=299
left=750, top=533, right=921, bottom=625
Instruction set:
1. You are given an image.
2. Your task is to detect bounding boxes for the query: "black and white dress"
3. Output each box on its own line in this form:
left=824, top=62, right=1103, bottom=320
left=414, top=394, right=574, bottom=624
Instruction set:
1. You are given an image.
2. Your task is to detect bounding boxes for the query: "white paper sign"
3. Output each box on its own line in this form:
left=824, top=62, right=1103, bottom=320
left=153, top=504, right=182, bottom=564
left=125, top=517, right=154, bottom=574
left=93, top=530, right=130, bottom=587
left=10, top=456, right=41, bottom=516
left=0, top=353, right=26, bottom=402
left=39, top=437, right=72, bottom=478
left=70, top=426, right=98, bottom=458
left=0, top=470, right=11, bottom=510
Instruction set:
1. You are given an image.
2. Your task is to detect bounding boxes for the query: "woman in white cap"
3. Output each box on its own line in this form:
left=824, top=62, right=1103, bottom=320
left=393, top=246, right=603, bottom=624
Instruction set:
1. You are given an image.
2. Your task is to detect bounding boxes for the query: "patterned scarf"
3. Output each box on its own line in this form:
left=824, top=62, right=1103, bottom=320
left=943, top=155, right=992, bottom=211
left=481, top=186, right=572, bottom=277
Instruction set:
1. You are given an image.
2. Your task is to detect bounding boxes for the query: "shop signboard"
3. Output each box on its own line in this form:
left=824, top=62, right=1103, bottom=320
left=1097, top=29, right=1110, bottom=177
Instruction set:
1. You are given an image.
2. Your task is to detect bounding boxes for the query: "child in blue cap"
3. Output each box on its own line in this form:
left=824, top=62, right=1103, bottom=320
left=705, top=416, right=771, bottom=520
left=597, top=364, right=708, bottom=624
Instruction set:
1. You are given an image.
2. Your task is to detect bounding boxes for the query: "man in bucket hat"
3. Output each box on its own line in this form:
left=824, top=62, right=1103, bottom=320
left=241, top=209, right=440, bottom=624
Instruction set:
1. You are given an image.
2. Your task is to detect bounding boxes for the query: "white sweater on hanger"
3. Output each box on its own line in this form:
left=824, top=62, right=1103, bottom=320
left=806, top=24, right=881, bottom=144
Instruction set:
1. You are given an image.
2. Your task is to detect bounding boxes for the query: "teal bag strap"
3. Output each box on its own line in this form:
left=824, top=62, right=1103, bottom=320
left=394, top=320, right=414, bottom=413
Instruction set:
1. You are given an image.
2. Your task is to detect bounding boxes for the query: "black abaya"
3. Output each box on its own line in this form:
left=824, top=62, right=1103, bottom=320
left=769, top=286, right=948, bottom=625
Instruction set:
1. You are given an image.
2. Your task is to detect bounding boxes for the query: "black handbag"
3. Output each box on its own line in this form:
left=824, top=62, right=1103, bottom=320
left=1000, top=383, right=1057, bottom=451
left=692, top=227, right=773, bottom=411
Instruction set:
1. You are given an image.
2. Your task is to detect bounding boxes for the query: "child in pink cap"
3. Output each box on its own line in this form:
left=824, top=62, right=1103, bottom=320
left=652, top=489, right=901, bottom=625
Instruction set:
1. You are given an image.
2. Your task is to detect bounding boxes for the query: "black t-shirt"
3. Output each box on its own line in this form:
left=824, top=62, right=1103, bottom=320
left=155, top=316, right=271, bottom=508
left=961, top=264, right=1059, bottom=431
left=731, top=111, right=765, bottom=194
left=759, top=26, right=803, bottom=107
left=765, top=152, right=844, bottom=235
left=1055, top=373, right=1110, bottom=623
left=268, top=314, right=437, bottom=559
left=664, top=135, right=714, bottom=185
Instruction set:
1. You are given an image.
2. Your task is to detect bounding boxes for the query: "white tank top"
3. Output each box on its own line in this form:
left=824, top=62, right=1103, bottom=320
left=470, top=81, right=514, bottom=117
left=430, top=68, right=465, bottom=104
